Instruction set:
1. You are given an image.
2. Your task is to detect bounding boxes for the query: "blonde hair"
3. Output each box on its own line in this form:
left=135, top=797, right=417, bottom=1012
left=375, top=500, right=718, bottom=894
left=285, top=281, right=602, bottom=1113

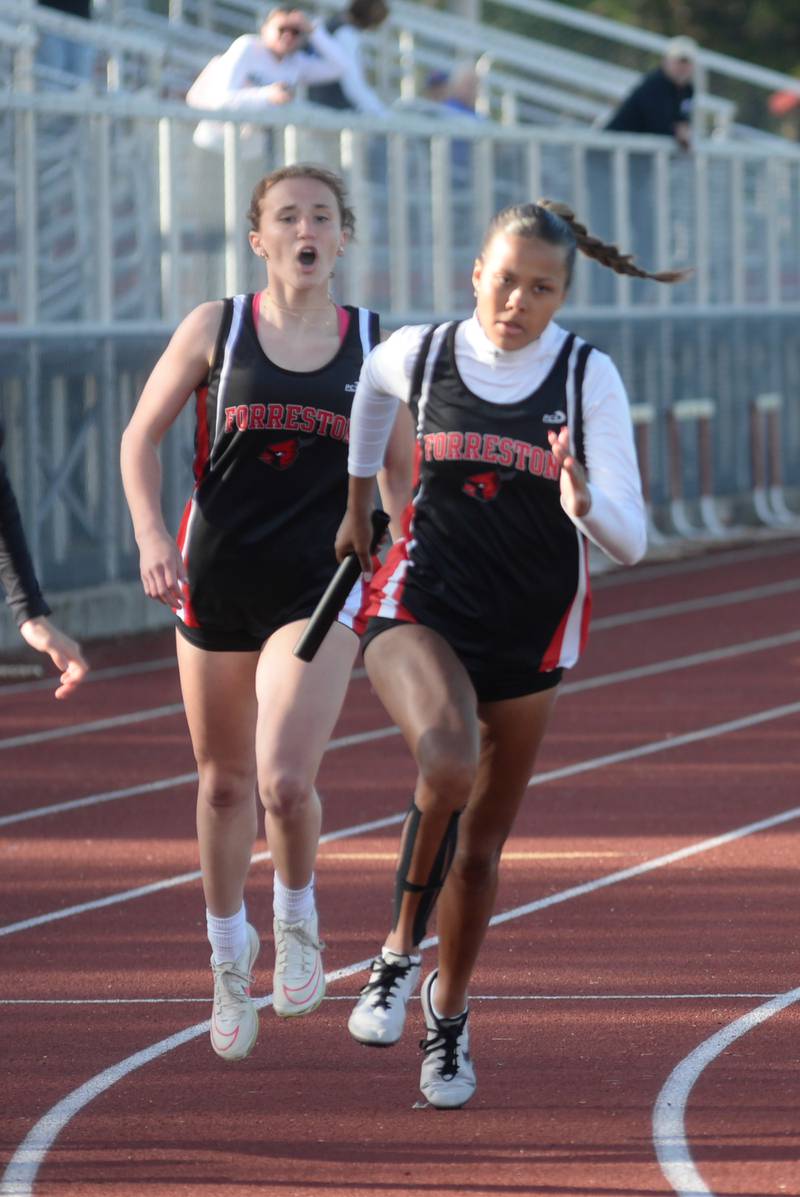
left=482, top=200, right=691, bottom=286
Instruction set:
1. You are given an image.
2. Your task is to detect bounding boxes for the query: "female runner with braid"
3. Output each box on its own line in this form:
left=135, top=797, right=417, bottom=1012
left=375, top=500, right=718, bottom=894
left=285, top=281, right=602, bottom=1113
left=121, top=164, right=409, bottom=1063
left=335, top=200, right=688, bottom=1107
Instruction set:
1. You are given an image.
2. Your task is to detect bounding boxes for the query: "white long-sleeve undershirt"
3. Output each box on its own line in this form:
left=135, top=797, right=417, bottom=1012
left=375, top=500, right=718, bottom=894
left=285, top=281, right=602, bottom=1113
left=348, top=315, right=647, bottom=566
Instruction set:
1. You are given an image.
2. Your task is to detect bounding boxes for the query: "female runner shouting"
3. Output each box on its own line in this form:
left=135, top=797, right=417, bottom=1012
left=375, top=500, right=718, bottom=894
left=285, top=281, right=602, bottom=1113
left=121, top=163, right=409, bottom=1062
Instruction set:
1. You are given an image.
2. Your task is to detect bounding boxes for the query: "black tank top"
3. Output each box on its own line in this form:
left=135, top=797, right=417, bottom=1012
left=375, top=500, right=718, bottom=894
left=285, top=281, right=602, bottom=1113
left=177, top=295, right=379, bottom=635
left=370, top=321, right=593, bottom=671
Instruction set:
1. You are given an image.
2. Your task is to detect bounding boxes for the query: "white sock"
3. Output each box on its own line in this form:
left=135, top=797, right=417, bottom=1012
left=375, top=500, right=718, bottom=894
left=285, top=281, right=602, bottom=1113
left=382, top=946, right=421, bottom=966
left=273, top=872, right=316, bottom=923
left=206, top=904, right=248, bottom=964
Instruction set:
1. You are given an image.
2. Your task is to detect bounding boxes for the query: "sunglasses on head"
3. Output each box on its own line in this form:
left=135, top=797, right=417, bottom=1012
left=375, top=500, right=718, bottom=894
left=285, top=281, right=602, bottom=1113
left=277, top=23, right=303, bottom=34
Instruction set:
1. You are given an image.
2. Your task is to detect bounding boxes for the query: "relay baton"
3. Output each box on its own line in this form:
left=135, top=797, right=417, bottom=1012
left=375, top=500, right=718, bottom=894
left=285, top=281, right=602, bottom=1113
left=293, top=509, right=391, bottom=663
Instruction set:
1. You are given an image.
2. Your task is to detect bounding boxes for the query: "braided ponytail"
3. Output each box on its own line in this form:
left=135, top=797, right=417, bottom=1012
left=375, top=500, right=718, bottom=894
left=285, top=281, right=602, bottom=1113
left=536, top=199, right=690, bottom=284
left=479, top=200, right=690, bottom=286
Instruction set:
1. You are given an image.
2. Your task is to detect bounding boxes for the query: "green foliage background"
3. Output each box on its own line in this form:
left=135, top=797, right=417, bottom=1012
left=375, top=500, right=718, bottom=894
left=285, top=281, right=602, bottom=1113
left=480, top=0, right=800, bottom=76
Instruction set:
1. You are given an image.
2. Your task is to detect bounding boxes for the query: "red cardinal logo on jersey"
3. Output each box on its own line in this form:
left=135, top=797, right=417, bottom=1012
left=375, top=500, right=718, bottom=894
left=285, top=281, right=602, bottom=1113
left=259, top=438, right=300, bottom=470
left=463, top=469, right=503, bottom=501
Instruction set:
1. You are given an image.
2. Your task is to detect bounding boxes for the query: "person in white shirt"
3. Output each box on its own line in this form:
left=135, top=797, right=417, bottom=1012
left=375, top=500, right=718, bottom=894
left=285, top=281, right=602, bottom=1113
left=335, top=199, right=688, bottom=1110
left=187, top=7, right=352, bottom=151
left=307, top=0, right=389, bottom=116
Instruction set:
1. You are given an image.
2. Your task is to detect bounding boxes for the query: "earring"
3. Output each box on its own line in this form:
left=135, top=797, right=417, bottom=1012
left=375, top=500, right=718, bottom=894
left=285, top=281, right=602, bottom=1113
left=337, top=247, right=345, bottom=257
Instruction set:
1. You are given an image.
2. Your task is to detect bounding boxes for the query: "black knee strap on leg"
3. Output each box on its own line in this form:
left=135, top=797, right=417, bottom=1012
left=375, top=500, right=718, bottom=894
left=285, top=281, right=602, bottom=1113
left=392, top=802, right=461, bottom=946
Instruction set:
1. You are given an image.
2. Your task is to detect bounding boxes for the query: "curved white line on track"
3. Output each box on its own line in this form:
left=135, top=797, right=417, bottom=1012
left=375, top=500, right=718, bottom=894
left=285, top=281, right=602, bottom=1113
left=4, top=802, right=800, bottom=1197
left=3, top=701, right=800, bottom=939
left=4, top=630, right=799, bottom=828
left=653, top=986, right=800, bottom=1197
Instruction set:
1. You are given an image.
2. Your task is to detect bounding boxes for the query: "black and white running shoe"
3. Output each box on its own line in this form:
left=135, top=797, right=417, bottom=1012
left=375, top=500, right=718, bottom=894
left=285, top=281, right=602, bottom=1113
left=419, top=969, right=476, bottom=1108
left=348, top=948, right=421, bottom=1046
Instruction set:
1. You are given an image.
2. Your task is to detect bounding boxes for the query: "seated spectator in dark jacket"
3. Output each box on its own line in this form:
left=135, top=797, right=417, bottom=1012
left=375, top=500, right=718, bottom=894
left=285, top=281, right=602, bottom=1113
left=307, top=0, right=389, bottom=115
left=605, top=36, right=697, bottom=150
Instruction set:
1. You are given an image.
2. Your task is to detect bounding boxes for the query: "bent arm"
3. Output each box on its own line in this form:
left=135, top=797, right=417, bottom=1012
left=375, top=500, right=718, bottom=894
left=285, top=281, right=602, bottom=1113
left=377, top=403, right=415, bottom=541
left=120, top=302, right=221, bottom=602
left=295, top=21, right=352, bottom=85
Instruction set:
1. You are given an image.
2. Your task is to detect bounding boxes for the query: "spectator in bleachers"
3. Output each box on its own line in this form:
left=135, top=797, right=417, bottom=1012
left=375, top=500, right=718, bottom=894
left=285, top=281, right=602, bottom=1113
left=605, top=36, right=697, bottom=150
left=36, top=0, right=95, bottom=86
left=420, top=64, right=484, bottom=182
left=423, top=64, right=481, bottom=118
left=307, top=0, right=389, bottom=116
left=769, top=89, right=800, bottom=141
left=187, top=7, right=351, bottom=152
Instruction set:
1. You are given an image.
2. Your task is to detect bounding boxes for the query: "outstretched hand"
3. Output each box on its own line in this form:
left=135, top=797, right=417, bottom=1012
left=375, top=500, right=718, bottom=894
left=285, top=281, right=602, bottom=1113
left=19, top=615, right=89, bottom=700
left=548, top=427, right=592, bottom=519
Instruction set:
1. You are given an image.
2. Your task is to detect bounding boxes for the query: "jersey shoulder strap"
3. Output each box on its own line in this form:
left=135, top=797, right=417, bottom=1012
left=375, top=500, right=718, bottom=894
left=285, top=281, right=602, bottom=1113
left=208, top=296, right=236, bottom=381
left=408, top=324, right=439, bottom=409
left=572, top=339, right=593, bottom=470
left=353, top=307, right=381, bottom=355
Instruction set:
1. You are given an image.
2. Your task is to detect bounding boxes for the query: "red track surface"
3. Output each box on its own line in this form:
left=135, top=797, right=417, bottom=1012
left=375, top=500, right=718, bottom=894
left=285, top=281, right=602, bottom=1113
left=2, top=538, right=799, bottom=1197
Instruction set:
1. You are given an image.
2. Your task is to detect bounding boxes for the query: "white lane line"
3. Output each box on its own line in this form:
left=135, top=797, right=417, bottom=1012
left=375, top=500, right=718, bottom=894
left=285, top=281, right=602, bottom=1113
left=0, top=657, right=177, bottom=697
left=0, top=810, right=405, bottom=938
left=0, top=722, right=399, bottom=829
left=0, top=704, right=184, bottom=752
left=595, top=540, right=797, bottom=590
left=5, top=630, right=799, bottom=829
left=3, top=578, right=795, bottom=751
left=565, top=629, right=800, bottom=693
left=3, top=700, right=799, bottom=939
left=591, top=577, right=800, bottom=630
left=4, top=801, right=800, bottom=1197
left=1, top=540, right=791, bottom=702
left=0, top=993, right=782, bottom=1006
left=0, top=673, right=370, bottom=752
left=1, top=657, right=369, bottom=699
left=526, top=700, right=800, bottom=787
left=0, top=773, right=199, bottom=829
left=652, top=986, right=800, bottom=1197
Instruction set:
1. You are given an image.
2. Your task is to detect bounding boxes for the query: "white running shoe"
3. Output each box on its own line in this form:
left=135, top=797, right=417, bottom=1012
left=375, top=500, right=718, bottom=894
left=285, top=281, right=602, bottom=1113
left=419, top=969, right=476, bottom=1108
left=348, top=948, right=421, bottom=1046
left=209, top=922, right=260, bottom=1062
left=272, top=911, right=326, bottom=1017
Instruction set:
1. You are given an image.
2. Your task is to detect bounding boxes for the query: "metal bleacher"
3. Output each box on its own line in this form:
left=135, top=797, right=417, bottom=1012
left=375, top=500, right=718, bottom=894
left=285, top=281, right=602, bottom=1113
left=1, top=0, right=799, bottom=645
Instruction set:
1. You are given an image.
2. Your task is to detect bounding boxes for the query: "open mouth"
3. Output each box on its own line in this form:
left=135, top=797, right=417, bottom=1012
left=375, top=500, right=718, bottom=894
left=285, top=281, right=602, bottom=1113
left=297, top=247, right=317, bottom=266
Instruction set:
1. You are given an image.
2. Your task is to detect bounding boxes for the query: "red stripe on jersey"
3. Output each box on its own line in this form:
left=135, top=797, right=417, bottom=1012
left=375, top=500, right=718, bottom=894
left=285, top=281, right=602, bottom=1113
left=194, top=386, right=211, bottom=483
left=539, top=539, right=591, bottom=671
left=175, top=498, right=200, bottom=627
left=539, top=604, right=570, bottom=673
left=362, top=540, right=418, bottom=623
left=362, top=440, right=423, bottom=621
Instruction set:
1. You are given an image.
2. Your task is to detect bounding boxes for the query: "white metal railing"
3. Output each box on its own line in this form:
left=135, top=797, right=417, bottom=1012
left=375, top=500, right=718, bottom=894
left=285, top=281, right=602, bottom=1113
left=2, top=76, right=800, bottom=622
left=4, top=89, right=800, bottom=331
